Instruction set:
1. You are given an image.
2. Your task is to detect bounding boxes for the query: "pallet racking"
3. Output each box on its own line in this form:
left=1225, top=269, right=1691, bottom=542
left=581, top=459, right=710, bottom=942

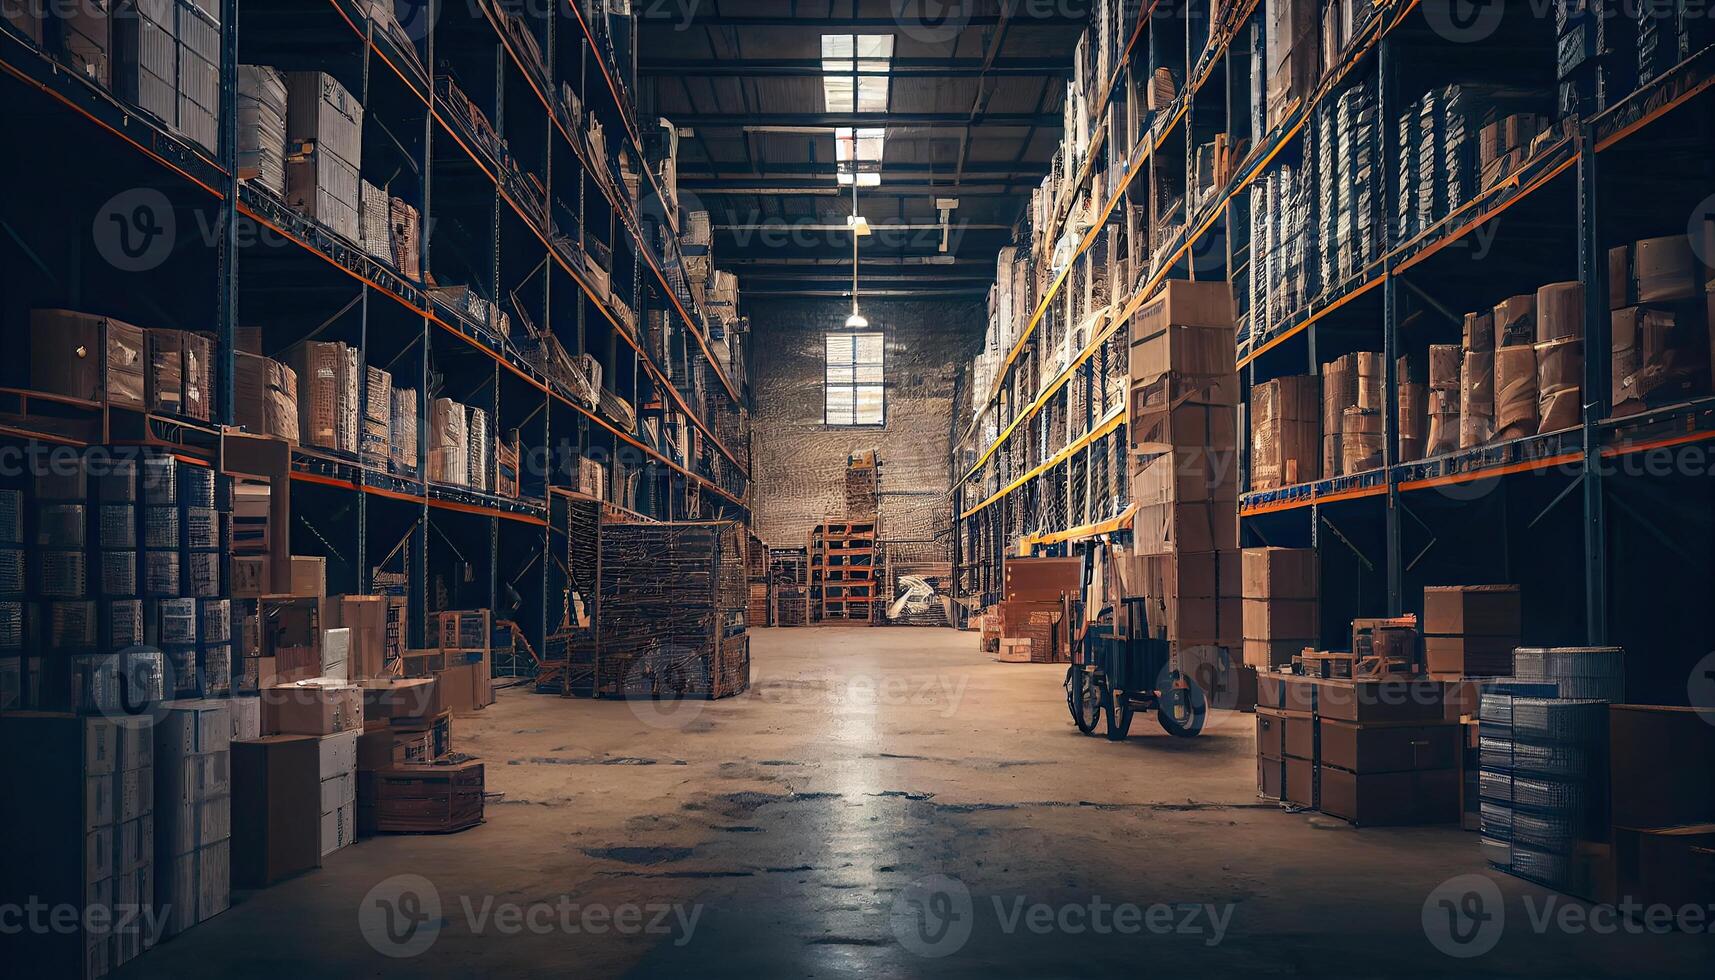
left=951, top=1, right=1715, bottom=700
left=0, top=3, right=754, bottom=659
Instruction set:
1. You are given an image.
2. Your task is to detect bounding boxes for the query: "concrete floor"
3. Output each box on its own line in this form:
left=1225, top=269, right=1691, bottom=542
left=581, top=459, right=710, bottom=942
left=120, top=628, right=1708, bottom=978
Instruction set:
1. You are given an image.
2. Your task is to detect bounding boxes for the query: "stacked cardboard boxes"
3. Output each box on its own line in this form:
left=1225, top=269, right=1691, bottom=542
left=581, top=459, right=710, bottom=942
left=289, top=341, right=360, bottom=455
left=1242, top=548, right=1318, bottom=669
left=390, top=386, right=419, bottom=474
left=154, top=699, right=231, bottom=939
left=1128, top=281, right=1240, bottom=661
left=260, top=680, right=362, bottom=856
left=996, top=557, right=1078, bottom=664
left=1397, top=353, right=1428, bottom=461
left=1249, top=376, right=1320, bottom=490
left=1257, top=672, right=1459, bottom=825
left=1460, top=310, right=1496, bottom=448
left=1494, top=293, right=1540, bottom=440
left=428, top=397, right=469, bottom=487
left=1423, top=584, right=1521, bottom=678
left=362, top=761, right=486, bottom=835
left=0, top=715, right=159, bottom=978
left=1319, top=353, right=1356, bottom=475
left=360, top=366, right=391, bottom=470
left=234, top=352, right=301, bottom=444
left=1609, top=233, right=1713, bottom=415
left=1264, top=0, right=1320, bottom=131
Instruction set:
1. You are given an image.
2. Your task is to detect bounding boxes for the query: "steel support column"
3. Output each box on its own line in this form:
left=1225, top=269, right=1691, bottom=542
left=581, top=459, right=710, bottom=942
left=1576, top=129, right=1608, bottom=643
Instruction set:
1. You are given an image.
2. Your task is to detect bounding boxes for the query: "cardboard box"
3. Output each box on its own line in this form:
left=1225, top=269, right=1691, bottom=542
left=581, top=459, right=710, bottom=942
left=1318, top=767, right=1459, bottom=826
left=1244, top=638, right=1306, bottom=669
left=1317, top=720, right=1459, bottom=773
left=1128, top=449, right=1238, bottom=505
left=1129, top=280, right=1236, bottom=385
left=1242, top=598, right=1318, bottom=640
left=1132, top=550, right=1240, bottom=600
left=232, top=556, right=269, bottom=597
left=1422, top=584, right=1521, bottom=636
left=233, top=352, right=300, bottom=443
left=1424, top=634, right=1518, bottom=678
left=1613, top=824, right=1715, bottom=913
left=1256, top=707, right=1289, bottom=760
left=230, top=736, right=322, bottom=887
left=1285, top=756, right=1316, bottom=807
left=1241, top=547, right=1317, bottom=600
left=1284, top=711, right=1316, bottom=760
left=436, top=663, right=490, bottom=715
left=290, top=556, right=326, bottom=598
left=355, top=677, right=441, bottom=722
left=1313, top=679, right=1446, bottom=724
left=1259, top=755, right=1286, bottom=799
left=262, top=681, right=363, bottom=735
left=29, top=309, right=147, bottom=409
left=1610, top=705, right=1715, bottom=828
left=1131, top=501, right=1237, bottom=555
left=1256, top=671, right=1317, bottom=713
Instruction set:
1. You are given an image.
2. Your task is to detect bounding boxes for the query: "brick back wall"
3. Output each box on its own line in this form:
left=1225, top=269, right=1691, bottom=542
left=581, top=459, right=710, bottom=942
left=747, top=297, right=984, bottom=551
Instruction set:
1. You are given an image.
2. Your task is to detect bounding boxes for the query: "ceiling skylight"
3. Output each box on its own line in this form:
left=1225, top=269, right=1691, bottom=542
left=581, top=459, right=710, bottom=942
left=822, top=35, right=892, bottom=186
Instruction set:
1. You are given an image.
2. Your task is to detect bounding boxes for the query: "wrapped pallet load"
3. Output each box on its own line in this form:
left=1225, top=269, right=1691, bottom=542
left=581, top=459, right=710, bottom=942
left=1397, top=354, right=1428, bottom=463
left=1249, top=375, right=1320, bottom=490
left=1321, top=353, right=1358, bottom=476
left=1460, top=310, right=1495, bottom=448
left=1535, top=282, right=1584, bottom=433
left=1427, top=343, right=1461, bottom=456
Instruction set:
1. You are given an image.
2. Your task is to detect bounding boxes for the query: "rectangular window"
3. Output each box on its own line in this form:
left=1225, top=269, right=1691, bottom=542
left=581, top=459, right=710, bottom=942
left=825, top=332, right=884, bottom=426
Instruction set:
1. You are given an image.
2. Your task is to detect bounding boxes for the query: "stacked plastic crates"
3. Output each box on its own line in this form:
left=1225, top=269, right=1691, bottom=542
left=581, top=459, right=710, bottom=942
left=1479, top=647, right=1623, bottom=895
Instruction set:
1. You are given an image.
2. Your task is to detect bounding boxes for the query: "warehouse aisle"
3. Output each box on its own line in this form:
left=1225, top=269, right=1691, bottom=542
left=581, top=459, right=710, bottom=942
left=117, top=629, right=1705, bottom=978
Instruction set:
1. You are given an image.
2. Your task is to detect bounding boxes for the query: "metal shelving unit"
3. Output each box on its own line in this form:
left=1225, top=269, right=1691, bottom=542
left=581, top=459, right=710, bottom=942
left=0, top=1, right=753, bottom=658
left=953, top=0, right=1715, bottom=690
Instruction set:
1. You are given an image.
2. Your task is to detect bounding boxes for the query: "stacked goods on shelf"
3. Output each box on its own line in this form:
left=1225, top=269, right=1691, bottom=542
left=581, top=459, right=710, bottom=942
left=1480, top=691, right=1610, bottom=896
left=1249, top=376, right=1320, bottom=491
left=1460, top=310, right=1496, bottom=448
left=1426, top=342, right=1461, bottom=456
left=427, top=397, right=467, bottom=487
left=0, top=716, right=161, bottom=977
left=1406, top=85, right=1547, bottom=235
left=1480, top=111, right=1547, bottom=191
left=237, top=65, right=288, bottom=195
left=996, top=557, right=1079, bottom=664
left=1265, top=0, right=1321, bottom=131
left=145, top=328, right=214, bottom=421
left=1127, top=281, right=1239, bottom=660
left=1314, top=100, right=1339, bottom=293
left=1536, top=281, right=1585, bottom=433
left=1608, top=705, right=1715, bottom=911
left=1241, top=548, right=1317, bottom=669
left=1556, top=0, right=1633, bottom=120
left=1334, top=77, right=1379, bottom=282
left=1319, top=353, right=1355, bottom=476
left=1256, top=671, right=1459, bottom=826
left=359, top=367, right=391, bottom=470
left=1397, top=352, right=1428, bottom=461
left=288, top=341, right=360, bottom=454
left=29, top=309, right=146, bottom=410
left=1493, top=294, right=1540, bottom=440
left=593, top=522, right=749, bottom=699
left=360, top=181, right=391, bottom=263
left=1609, top=233, right=1714, bottom=415
left=466, top=405, right=490, bottom=492
left=284, top=71, right=363, bottom=242
left=103, top=0, right=221, bottom=153
left=233, top=351, right=300, bottom=444
left=1423, top=584, right=1521, bottom=679
left=1251, top=161, right=1311, bottom=330
left=769, top=547, right=809, bottom=628
left=154, top=699, right=233, bottom=938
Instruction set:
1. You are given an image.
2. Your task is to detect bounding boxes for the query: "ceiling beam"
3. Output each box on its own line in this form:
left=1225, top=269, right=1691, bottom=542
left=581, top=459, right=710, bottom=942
left=638, top=14, right=1085, bottom=28
left=666, top=112, right=1061, bottom=128
left=684, top=186, right=1032, bottom=198
left=679, top=163, right=1039, bottom=180
left=639, top=58, right=1071, bottom=78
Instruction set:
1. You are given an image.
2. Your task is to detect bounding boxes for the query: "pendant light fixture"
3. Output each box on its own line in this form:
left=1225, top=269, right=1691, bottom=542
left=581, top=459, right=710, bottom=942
left=846, top=180, right=869, bottom=328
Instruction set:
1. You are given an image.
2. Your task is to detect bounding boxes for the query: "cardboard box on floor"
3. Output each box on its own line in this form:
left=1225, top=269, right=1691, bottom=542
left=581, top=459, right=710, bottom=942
left=436, top=662, right=493, bottom=715
left=231, top=735, right=322, bottom=888
left=326, top=595, right=394, bottom=679
left=263, top=681, right=364, bottom=736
